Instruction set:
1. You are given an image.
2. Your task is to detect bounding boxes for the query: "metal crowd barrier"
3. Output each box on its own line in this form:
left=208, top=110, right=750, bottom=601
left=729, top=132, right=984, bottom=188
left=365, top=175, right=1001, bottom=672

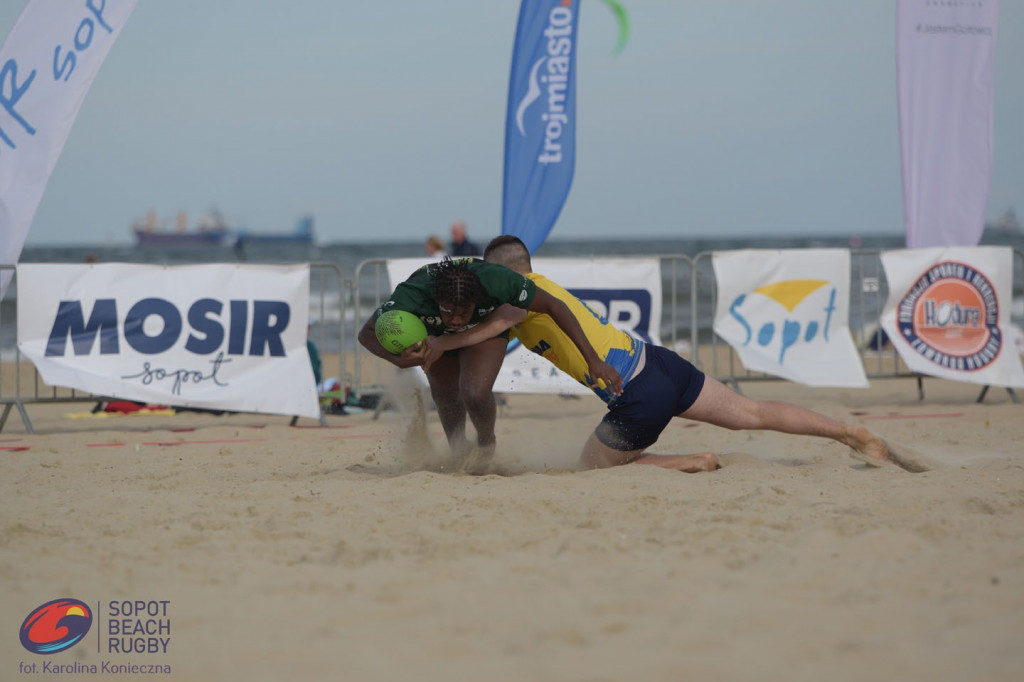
left=348, top=250, right=1023, bottom=404
left=0, top=262, right=346, bottom=434
left=351, top=258, right=393, bottom=398
left=5, top=248, right=1020, bottom=435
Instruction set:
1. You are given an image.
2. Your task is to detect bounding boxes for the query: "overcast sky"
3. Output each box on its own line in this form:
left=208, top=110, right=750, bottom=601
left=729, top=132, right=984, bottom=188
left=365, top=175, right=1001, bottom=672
left=2, top=1, right=1022, bottom=246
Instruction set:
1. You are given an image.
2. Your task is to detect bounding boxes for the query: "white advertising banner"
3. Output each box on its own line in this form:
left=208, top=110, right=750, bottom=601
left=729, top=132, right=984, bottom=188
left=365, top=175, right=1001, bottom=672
left=712, top=249, right=867, bottom=387
left=16, top=263, right=320, bottom=417
left=879, top=247, right=1024, bottom=387
left=384, top=257, right=662, bottom=394
left=0, top=0, right=138, bottom=299
left=897, top=0, right=999, bottom=248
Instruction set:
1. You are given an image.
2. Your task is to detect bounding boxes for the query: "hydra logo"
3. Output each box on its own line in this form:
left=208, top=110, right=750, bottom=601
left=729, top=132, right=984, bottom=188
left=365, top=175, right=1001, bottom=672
left=728, top=279, right=837, bottom=364
left=513, top=1, right=574, bottom=164
left=897, top=261, right=1001, bottom=371
left=20, top=599, right=93, bottom=654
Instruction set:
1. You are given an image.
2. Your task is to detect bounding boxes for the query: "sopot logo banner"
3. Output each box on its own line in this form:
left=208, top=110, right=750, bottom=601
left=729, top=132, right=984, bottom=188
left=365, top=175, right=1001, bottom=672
left=879, top=246, right=1024, bottom=388
left=16, top=263, right=320, bottom=417
left=712, top=249, right=868, bottom=388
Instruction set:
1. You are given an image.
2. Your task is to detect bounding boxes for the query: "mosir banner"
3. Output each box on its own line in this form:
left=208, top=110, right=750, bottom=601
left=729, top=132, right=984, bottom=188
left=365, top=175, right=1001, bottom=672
left=16, top=263, right=320, bottom=417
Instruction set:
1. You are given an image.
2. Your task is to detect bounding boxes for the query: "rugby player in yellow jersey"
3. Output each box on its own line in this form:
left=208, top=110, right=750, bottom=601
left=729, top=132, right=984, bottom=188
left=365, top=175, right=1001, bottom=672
left=421, top=235, right=911, bottom=473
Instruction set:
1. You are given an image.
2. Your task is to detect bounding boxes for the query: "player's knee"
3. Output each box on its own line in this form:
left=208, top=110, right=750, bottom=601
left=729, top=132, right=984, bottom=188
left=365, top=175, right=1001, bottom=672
left=731, top=399, right=767, bottom=430
left=459, top=381, right=494, bottom=408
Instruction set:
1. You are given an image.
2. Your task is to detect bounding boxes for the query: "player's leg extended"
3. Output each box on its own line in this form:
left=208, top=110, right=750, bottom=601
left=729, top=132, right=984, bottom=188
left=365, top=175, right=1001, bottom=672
left=680, top=376, right=890, bottom=464
left=424, top=352, right=469, bottom=455
left=456, top=335, right=508, bottom=453
left=578, top=432, right=717, bottom=472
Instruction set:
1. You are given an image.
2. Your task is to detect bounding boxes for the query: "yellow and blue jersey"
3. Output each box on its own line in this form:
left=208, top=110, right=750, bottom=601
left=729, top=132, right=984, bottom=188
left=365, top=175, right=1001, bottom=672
left=512, top=273, right=644, bottom=403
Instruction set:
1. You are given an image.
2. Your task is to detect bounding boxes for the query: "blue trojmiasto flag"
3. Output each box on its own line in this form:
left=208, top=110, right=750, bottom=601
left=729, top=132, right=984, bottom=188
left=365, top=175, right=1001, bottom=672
left=502, top=0, right=580, bottom=254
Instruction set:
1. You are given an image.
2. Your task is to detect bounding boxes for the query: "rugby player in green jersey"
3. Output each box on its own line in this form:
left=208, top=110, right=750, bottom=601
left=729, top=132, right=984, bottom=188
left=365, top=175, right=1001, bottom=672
left=358, top=256, right=623, bottom=472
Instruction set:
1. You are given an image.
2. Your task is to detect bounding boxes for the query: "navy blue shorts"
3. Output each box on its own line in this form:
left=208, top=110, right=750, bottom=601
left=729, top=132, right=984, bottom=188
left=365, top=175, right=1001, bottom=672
left=594, top=345, right=705, bottom=452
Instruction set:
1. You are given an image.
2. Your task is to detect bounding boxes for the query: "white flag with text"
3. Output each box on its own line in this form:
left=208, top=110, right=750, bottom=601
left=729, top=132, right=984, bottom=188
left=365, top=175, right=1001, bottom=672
left=898, top=0, right=999, bottom=248
left=0, top=0, right=137, bottom=299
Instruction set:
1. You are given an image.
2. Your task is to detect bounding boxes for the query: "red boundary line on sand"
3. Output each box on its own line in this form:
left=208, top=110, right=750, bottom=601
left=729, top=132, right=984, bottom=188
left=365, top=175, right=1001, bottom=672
left=82, top=433, right=385, bottom=448
left=142, top=438, right=270, bottom=446
left=85, top=438, right=269, bottom=448
left=321, top=433, right=387, bottom=440
left=856, top=412, right=967, bottom=421
left=1, top=446, right=30, bottom=451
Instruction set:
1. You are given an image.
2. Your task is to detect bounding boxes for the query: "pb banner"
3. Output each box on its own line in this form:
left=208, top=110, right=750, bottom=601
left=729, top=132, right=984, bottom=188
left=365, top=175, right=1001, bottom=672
left=897, top=0, right=999, bottom=248
left=16, top=263, right=320, bottom=417
left=712, top=249, right=868, bottom=387
left=501, top=0, right=579, bottom=254
left=495, top=257, right=662, bottom=394
left=879, top=247, right=1024, bottom=388
left=0, top=0, right=138, bottom=300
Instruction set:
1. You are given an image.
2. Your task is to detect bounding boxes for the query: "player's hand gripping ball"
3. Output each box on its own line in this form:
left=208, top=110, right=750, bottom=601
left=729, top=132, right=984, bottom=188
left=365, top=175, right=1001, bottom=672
left=374, top=310, right=428, bottom=355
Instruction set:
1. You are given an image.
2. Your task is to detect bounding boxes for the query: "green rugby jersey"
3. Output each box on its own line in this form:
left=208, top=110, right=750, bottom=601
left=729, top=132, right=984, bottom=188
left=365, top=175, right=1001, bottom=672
left=374, top=258, right=537, bottom=336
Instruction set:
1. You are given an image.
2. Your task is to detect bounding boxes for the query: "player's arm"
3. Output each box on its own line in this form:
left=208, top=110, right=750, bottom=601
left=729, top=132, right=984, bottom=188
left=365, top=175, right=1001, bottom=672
left=357, top=314, right=426, bottom=369
left=527, top=288, right=623, bottom=395
left=421, top=304, right=526, bottom=371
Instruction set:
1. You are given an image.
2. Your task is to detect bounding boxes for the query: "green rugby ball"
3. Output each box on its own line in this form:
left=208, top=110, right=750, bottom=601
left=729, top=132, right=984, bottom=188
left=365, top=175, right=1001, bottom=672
left=375, top=310, right=428, bottom=355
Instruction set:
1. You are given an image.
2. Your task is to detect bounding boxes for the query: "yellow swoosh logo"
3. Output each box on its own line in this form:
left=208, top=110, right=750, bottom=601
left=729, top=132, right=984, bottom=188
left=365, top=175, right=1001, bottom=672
left=753, top=280, right=829, bottom=312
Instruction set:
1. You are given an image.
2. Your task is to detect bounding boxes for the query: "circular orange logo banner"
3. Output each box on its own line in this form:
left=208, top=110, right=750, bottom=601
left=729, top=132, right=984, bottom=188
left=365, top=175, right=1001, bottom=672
left=896, top=261, right=1001, bottom=371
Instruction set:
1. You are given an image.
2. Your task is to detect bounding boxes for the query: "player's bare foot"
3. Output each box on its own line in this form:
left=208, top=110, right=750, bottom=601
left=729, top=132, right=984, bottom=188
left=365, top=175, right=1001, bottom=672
left=844, top=426, right=929, bottom=472
left=844, top=426, right=890, bottom=466
left=635, top=451, right=719, bottom=472
left=460, top=442, right=495, bottom=475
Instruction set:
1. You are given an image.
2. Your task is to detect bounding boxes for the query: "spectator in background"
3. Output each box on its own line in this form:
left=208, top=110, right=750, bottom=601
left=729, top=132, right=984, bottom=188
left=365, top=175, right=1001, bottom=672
left=449, top=220, right=481, bottom=257
left=425, top=234, right=448, bottom=260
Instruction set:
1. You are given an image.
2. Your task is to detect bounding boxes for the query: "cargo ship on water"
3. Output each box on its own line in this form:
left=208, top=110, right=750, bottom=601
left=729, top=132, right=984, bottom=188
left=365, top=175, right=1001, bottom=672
left=132, top=210, right=232, bottom=248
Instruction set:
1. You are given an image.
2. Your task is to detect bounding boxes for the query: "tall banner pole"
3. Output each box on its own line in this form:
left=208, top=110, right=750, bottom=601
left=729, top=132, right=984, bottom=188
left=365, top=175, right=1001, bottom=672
left=897, top=0, right=999, bottom=248
left=502, top=0, right=580, bottom=254
left=0, top=0, right=138, bottom=299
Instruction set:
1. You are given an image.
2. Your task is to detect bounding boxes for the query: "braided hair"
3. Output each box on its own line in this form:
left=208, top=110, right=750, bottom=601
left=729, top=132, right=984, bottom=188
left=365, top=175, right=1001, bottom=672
left=429, top=257, right=488, bottom=307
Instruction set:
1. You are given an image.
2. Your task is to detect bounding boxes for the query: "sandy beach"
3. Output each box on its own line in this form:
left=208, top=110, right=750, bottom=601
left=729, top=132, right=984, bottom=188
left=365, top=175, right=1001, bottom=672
left=2, top=367, right=1023, bottom=681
